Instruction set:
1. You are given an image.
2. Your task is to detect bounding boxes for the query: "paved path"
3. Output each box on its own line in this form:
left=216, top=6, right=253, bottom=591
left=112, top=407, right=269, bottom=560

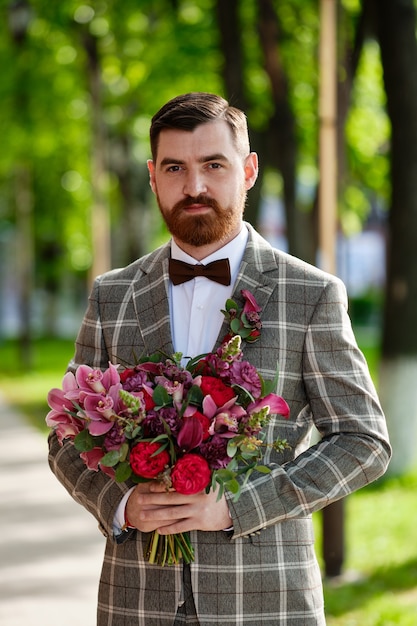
left=0, top=394, right=105, bottom=626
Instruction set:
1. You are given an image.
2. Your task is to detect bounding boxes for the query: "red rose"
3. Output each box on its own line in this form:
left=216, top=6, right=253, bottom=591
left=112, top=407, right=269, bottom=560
left=200, top=376, right=235, bottom=407
left=171, top=454, right=211, bottom=495
left=130, top=441, right=170, bottom=479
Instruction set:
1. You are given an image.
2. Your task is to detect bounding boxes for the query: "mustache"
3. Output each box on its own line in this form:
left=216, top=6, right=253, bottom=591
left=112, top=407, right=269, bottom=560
left=173, top=195, right=221, bottom=212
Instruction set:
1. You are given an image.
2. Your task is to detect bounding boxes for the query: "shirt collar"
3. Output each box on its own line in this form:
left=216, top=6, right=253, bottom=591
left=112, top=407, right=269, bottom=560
left=170, top=225, right=248, bottom=284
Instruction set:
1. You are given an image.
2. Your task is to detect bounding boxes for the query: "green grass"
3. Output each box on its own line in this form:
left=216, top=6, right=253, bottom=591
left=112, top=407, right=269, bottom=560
left=0, top=337, right=75, bottom=432
left=1, top=335, right=416, bottom=624
left=314, top=470, right=417, bottom=625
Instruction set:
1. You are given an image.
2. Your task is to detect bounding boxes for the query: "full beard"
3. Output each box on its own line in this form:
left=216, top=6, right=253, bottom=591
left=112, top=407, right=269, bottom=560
left=157, top=192, right=247, bottom=248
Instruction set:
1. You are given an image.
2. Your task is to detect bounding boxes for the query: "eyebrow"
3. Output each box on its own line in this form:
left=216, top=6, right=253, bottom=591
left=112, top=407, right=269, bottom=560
left=159, top=153, right=230, bottom=167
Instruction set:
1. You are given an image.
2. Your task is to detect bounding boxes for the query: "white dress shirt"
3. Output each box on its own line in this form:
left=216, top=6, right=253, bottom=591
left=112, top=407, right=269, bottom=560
left=113, top=225, right=248, bottom=533
left=170, top=226, right=248, bottom=359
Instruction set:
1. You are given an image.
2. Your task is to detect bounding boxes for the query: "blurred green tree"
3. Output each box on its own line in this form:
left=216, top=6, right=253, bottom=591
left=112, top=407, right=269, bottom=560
left=0, top=0, right=391, bottom=358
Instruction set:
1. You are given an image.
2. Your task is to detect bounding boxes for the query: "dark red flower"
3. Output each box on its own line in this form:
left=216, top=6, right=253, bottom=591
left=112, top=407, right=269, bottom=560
left=171, top=454, right=211, bottom=495
left=200, top=376, right=235, bottom=407
left=130, top=441, right=170, bottom=479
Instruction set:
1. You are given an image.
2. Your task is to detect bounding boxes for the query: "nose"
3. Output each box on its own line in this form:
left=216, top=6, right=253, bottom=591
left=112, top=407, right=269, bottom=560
left=183, top=169, right=207, bottom=197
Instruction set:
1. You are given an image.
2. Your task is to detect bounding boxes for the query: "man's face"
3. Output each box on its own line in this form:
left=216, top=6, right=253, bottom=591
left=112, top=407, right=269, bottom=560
left=147, top=120, right=258, bottom=253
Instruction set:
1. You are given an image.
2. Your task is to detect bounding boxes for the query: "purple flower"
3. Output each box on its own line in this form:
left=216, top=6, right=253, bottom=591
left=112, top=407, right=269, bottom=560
left=199, top=435, right=231, bottom=469
left=143, top=407, right=180, bottom=437
left=229, top=361, right=262, bottom=398
left=104, top=424, right=126, bottom=450
left=122, top=370, right=149, bottom=392
left=160, top=364, right=193, bottom=386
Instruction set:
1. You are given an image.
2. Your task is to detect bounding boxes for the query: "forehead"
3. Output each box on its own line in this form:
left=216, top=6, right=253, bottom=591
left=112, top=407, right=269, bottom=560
left=154, top=120, right=238, bottom=164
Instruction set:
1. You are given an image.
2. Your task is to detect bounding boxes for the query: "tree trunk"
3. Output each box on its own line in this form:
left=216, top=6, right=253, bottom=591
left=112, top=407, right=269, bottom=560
left=256, top=0, right=304, bottom=259
left=82, top=29, right=112, bottom=285
left=215, top=0, right=262, bottom=226
left=375, top=0, right=417, bottom=473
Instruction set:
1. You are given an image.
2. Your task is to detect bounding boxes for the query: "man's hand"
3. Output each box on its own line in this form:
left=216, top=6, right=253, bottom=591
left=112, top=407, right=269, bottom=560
left=125, top=482, right=232, bottom=535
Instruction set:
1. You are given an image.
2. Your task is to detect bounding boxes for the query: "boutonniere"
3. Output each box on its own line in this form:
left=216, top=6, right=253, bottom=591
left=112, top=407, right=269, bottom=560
left=222, top=289, right=262, bottom=343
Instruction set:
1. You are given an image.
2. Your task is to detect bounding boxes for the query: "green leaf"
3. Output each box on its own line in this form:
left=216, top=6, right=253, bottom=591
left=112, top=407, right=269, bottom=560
left=151, top=433, right=170, bottom=444
left=100, top=449, right=121, bottom=467
left=230, top=318, right=241, bottom=333
left=225, top=298, right=238, bottom=312
left=74, top=429, right=95, bottom=452
left=186, top=352, right=209, bottom=371
left=261, top=363, right=279, bottom=396
left=213, top=480, right=225, bottom=501
left=151, top=442, right=169, bottom=457
left=240, top=312, right=252, bottom=328
left=254, top=464, right=271, bottom=474
left=231, top=384, right=255, bottom=405
left=214, top=468, right=236, bottom=481
left=225, top=478, right=240, bottom=494
left=152, top=385, right=171, bottom=408
left=115, top=461, right=132, bottom=482
left=186, top=384, right=204, bottom=405
left=226, top=439, right=239, bottom=458
left=119, top=442, right=129, bottom=462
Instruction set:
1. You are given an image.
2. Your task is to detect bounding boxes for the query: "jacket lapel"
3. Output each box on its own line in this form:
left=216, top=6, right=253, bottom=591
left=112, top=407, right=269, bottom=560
left=131, top=244, right=175, bottom=357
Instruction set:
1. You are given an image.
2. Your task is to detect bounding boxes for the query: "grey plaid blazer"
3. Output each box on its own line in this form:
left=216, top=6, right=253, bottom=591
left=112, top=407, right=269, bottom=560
left=48, top=223, right=391, bottom=625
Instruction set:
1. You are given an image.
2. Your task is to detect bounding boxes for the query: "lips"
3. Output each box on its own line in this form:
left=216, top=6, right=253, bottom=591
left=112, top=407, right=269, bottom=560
left=184, top=203, right=212, bottom=212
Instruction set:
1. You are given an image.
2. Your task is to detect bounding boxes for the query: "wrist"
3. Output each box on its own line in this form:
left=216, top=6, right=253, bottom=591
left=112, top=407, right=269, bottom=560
left=122, top=509, right=135, bottom=531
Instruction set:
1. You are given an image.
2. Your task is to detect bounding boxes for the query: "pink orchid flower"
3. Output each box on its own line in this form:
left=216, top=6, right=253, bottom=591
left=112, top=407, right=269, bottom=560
left=156, top=377, right=185, bottom=405
left=82, top=383, right=123, bottom=436
left=75, top=362, right=120, bottom=394
left=46, top=373, right=84, bottom=444
left=203, top=395, right=246, bottom=438
left=208, top=411, right=239, bottom=437
left=51, top=418, right=84, bottom=445
left=80, top=447, right=115, bottom=478
left=47, top=372, right=79, bottom=412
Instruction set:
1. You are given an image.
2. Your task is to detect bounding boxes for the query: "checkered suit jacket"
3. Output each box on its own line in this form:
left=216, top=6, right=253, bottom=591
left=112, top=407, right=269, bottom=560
left=48, top=223, right=391, bottom=625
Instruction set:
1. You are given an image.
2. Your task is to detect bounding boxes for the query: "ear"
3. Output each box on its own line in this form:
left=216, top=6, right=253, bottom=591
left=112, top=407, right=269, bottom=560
left=244, top=152, right=258, bottom=191
left=147, top=159, right=156, bottom=193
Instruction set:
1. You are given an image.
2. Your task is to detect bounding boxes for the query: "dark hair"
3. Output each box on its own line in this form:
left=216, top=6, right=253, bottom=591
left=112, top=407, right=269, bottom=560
left=149, top=92, right=250, bottom=160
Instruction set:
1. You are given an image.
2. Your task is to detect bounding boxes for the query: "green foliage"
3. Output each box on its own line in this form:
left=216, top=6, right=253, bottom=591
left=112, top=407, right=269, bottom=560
left=314, top=468, right=417, bottom=625
left=342, top=41, right=390, bottom=234
left=0, top=337, right=75, bottom=431
left=1, top=0, right=392, bottom=324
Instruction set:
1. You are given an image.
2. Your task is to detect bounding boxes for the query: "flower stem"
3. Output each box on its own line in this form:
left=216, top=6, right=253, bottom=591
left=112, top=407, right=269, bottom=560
left=145, top=531, right=195, bottom=566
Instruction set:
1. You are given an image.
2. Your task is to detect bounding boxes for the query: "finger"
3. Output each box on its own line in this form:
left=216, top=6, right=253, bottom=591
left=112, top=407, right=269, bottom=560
left=136, top=490, right=194, bottom=507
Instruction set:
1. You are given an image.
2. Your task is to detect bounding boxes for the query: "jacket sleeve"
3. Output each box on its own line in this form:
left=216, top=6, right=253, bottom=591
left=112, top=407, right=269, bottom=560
left=227, top=277, right=391, bottom=539
left=48, top=430, right=132, bottom=540
left=47, top=276, right=132, bottom=540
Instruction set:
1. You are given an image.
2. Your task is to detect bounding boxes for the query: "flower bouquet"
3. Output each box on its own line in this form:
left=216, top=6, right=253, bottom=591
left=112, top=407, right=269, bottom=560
left=47, top=290, right=290, bottom=566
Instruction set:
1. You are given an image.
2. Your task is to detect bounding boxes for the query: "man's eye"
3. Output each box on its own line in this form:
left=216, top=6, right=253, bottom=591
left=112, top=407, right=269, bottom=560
left=167, top=165, right=181, bottom=172
left=209, top=163, right=222, bottom=169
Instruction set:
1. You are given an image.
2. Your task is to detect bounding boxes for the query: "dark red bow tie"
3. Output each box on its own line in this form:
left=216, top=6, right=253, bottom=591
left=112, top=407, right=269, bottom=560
left=168, top=258, right=231, bottom=286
